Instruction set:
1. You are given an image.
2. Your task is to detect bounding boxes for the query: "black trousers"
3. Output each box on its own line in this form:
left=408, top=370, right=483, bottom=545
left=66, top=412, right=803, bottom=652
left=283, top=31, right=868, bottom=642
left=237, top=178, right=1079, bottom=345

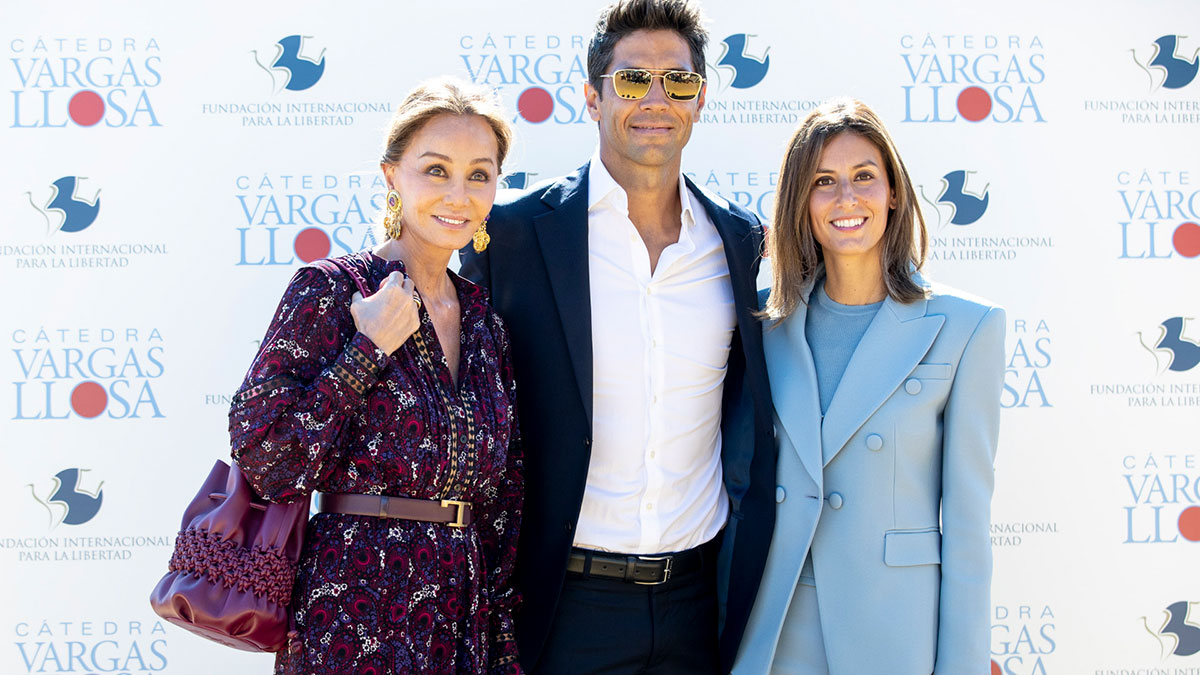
left=533, top=540, right=721, bottom=675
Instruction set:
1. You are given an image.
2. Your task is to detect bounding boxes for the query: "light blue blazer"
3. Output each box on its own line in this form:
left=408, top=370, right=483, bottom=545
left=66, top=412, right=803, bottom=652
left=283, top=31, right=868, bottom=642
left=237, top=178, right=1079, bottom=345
left=733, top=271, right=1005, bottom=674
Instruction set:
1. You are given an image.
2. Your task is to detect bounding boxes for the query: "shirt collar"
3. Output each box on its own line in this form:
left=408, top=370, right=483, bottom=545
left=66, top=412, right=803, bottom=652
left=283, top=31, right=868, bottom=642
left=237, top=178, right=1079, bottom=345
left=587, top=148, right=697, bottom=230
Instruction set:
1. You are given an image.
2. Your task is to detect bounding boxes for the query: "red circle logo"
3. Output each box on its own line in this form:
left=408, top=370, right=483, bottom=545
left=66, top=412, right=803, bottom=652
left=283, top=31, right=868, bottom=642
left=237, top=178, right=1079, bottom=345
left=1173, top=221, right=1200, bottom=258
left=517, top=87, right=554, bottom=124
left=70, top=381, right=108, bottom=418
left=991, top=659, right=1002, bottom=675
left=68, top=91, right=105, bottom=127
left=957, top=87, right=992, bottom=123
left=294, top=228, right=332, bottom=263
left=1179, top=506, right=1200, bottom=542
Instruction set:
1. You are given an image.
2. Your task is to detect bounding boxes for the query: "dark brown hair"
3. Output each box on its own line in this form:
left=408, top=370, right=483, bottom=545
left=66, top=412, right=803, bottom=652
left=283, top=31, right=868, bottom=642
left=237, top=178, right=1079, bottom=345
left=762, top=98, right=928, bottom=322
left=381, top=77, right=512, bottom=170
left=587, top=0, right=708, bottom=97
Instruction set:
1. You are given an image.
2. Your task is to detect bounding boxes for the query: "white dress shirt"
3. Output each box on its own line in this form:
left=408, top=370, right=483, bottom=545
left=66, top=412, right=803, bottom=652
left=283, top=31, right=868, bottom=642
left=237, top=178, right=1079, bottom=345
left=574, top=152, right=735, bottom=555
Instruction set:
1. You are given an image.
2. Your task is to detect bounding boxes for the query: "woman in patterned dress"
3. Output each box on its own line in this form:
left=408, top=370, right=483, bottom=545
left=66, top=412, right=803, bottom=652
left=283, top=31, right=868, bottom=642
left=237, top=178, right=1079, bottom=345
left=228, top=79, right=523, bottom=674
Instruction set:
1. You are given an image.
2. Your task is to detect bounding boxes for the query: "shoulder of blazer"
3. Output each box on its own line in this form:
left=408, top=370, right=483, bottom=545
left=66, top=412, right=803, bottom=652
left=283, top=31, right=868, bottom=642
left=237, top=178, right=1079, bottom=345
left=490, top=164, right=588, bottom=227
left=683, top=175, right=763, bottom=234
left=923, top=279, right=1003, bottom=322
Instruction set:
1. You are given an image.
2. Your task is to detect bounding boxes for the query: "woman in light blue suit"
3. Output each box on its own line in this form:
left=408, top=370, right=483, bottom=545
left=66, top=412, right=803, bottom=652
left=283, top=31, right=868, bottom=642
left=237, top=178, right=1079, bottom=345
left=733, top=99, right=1004, bottom=674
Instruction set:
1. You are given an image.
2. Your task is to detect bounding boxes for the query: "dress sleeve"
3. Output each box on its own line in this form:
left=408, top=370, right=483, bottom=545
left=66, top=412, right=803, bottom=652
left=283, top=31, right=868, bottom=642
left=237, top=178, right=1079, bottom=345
left=476, top=315, right=524, bottom=675
left=228, top=266, right=391, bottom=502
left=935, top=305, right=1005, bottom=673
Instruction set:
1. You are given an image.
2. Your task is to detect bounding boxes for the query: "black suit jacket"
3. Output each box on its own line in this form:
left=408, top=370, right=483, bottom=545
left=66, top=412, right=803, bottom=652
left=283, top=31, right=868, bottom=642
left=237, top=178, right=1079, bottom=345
left=460, top=163, right=775, bottom=673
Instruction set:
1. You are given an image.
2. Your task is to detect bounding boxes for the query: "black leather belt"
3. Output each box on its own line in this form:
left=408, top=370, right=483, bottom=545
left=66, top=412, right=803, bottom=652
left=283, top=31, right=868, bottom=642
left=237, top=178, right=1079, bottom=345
left=566, top=544, right=708, bottom=585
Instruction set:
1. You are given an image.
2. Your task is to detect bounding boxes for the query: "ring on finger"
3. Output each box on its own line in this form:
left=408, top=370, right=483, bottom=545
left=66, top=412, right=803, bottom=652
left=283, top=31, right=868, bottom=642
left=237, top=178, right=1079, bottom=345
left=411, top=292, right=422, bottom=308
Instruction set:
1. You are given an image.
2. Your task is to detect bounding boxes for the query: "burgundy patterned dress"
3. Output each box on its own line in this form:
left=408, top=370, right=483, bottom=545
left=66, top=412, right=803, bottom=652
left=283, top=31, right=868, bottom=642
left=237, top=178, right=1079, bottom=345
left=229, top=251, right=523, bottom=675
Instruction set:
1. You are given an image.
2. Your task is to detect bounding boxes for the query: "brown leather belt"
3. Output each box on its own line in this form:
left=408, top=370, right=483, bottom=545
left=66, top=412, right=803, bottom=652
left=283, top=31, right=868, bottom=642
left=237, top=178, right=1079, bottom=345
left=315, top=492, right=472, bottom=528
left=565, top=545, right=707, bottom=585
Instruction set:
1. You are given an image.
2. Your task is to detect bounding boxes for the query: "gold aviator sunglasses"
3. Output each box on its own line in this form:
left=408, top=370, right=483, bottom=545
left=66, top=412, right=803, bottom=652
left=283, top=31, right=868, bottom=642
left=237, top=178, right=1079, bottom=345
left=599, top=68, right=705, bottom=101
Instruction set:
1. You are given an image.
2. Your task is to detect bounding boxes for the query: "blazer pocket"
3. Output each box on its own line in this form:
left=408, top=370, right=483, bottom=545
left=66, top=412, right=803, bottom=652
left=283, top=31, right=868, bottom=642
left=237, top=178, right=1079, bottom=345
left=909, top=363, right=952, bottom=380
left=883, top=528, right=942, bottom=567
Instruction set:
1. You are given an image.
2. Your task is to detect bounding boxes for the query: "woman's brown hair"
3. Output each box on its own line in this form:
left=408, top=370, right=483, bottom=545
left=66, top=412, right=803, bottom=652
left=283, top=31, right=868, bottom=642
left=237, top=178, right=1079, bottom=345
left=761, top=98, right=928, bottom=322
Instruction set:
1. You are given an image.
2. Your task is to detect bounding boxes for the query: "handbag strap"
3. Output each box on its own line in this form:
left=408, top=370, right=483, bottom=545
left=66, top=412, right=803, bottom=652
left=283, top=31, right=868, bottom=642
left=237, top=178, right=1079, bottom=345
left=314, top=255, right=374, bottom=298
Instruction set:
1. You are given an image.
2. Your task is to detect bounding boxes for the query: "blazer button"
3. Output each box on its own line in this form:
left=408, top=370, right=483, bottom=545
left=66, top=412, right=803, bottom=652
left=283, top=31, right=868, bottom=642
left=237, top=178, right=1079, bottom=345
left=905, top=378, right=922, bottom=395
left=776, top=486, right=786, bottom=503
left=866, top=433, right=884, bottom=451
left=563, top=521, right=573, bottom=532
left=826, top=492, right=844, bottom=510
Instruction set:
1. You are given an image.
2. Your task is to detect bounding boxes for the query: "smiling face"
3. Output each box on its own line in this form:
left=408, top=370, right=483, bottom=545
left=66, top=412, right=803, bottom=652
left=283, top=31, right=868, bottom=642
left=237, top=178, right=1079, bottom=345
left=383, top=113, right=499, bottom=255
left=808, top=131, right=897, bottom=270
left=585, top=29, right=705, bottom=174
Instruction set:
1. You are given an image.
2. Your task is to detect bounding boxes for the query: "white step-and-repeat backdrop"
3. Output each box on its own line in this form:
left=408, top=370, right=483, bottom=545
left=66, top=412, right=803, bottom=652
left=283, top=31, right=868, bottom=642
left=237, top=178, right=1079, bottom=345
left=2, top=1, right=1197, bottom=673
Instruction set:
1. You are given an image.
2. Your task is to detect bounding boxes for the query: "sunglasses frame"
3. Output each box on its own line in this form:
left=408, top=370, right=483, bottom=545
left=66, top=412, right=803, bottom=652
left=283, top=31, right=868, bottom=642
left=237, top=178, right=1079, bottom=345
left=598, top=68, right=706, bottom=102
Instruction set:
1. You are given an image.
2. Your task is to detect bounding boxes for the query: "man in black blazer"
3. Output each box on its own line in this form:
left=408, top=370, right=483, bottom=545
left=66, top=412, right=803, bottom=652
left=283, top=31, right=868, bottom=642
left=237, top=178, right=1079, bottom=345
left=460, top=1, right=774, bottom=672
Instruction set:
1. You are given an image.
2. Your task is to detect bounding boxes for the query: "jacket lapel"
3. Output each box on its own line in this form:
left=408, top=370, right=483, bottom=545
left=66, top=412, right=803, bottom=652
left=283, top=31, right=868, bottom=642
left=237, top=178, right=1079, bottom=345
left=820, top=278, right=944, bottom=466
left=686, top=176, right=762, bottom=349
left=532, top=164, right=594, bottom=428
left=763, top=292, right=824, bottom=488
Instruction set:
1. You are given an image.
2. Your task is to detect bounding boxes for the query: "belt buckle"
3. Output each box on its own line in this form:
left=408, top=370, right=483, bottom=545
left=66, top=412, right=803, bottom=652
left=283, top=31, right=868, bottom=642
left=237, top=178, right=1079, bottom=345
left=440, top=499, right=470, bottom=528
left=631, top=555, right=673, bottom=585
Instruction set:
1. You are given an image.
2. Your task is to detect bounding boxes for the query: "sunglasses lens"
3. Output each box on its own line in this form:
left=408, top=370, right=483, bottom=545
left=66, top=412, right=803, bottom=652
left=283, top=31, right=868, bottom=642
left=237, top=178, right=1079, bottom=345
left=663, top=72, right=703, bottom=100
left=613, top=69, right=652, bottom=99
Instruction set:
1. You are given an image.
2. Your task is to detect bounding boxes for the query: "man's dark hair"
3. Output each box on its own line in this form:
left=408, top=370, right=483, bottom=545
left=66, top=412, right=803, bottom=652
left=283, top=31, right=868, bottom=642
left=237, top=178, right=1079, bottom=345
left=587, top=0, right=709, bottom=98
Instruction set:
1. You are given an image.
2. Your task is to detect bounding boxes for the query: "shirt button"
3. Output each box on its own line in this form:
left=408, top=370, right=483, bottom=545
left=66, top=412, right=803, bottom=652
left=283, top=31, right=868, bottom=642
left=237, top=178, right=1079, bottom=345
left=652, top=394, right=659, bottom=404
left=646, top=503, right=653, bottom=511
left=650, top=451, right=657, bottom=459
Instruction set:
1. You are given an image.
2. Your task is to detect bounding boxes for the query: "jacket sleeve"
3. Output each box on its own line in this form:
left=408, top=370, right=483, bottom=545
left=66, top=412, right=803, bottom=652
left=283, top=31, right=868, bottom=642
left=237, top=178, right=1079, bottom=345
left=476, top=314, right=524, bottom=674
left=935, top=305, right=1005, bottom=673
left=228, top=266, right=391, bottom=502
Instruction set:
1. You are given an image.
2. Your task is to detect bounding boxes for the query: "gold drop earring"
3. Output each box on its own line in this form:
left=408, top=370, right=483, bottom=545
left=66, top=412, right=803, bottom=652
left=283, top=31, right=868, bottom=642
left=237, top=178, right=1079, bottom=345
left=472, top=214, right=491, bottom=253
left=383, top=189, right=402, bottom=240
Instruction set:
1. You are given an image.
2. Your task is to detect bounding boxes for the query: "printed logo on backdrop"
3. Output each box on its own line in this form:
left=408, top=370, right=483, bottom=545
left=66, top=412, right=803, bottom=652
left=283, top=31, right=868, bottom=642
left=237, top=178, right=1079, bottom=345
left=458, top=32, right=590, bottom=125
left=683, top=166, right=776, bottom=221
left=234, top=172, right=385, bottom=266
left=500, top=172, right=538, bottom=190
left=1002, top=317, right=1052, bottom=410
left=701, top=32, right=818, bottom=126
left=1143, top=601, right=1200, bottom=660
left=2, top=467, right=170, bottom=564
left=990, top=604, right=1056, bottom=675
left=9, top=327, right=165, bottom=420
left=8, top=36, right=162, bottom=128
left=920, top=171, right=1051, bottom=261
left=900, top=33, right=1045, bottom=124
left=1085, top=35, right=1200, bottom=125
left=29, top=469, right=104, bottom=528
left=1120, top=452, right=1200, bottom=544
left=253, top=35, right=326, bottom=93
left=201, top=35, right=389, bottom=127
left=1115, top=169, right=1200, bottom=260
left=2, top=177, right=168, bottom=271
left=13, top=620, right=168, bottom=674
left=1089, top=313, right=1200, bottom=409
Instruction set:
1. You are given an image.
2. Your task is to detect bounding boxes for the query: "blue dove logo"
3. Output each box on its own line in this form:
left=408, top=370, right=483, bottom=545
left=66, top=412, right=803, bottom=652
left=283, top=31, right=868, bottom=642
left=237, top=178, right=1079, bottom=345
left=711, top=33, right=770, bottom=90
left=1143, top=601, right=1200, bottom=659
left=253, top=35, right=326, bottom=92
left=28, top=468, right=105, bottom=528
left=1132, top=35, right=1199, bottom=91
left=25, top=176, right=101, bottom=235
left=500, top=172, right=537, bottom=190
left=1139, top=316, right=1200, bottom=374
left=919, top=170, right=989, bottom=227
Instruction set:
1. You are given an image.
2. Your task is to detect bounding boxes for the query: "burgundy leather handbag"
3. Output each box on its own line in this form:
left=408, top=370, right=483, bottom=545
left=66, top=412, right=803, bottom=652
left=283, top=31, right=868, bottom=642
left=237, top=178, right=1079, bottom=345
left=148, top=460, right=310, bottom=652
left=149, top=256, right=372, bottom=652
